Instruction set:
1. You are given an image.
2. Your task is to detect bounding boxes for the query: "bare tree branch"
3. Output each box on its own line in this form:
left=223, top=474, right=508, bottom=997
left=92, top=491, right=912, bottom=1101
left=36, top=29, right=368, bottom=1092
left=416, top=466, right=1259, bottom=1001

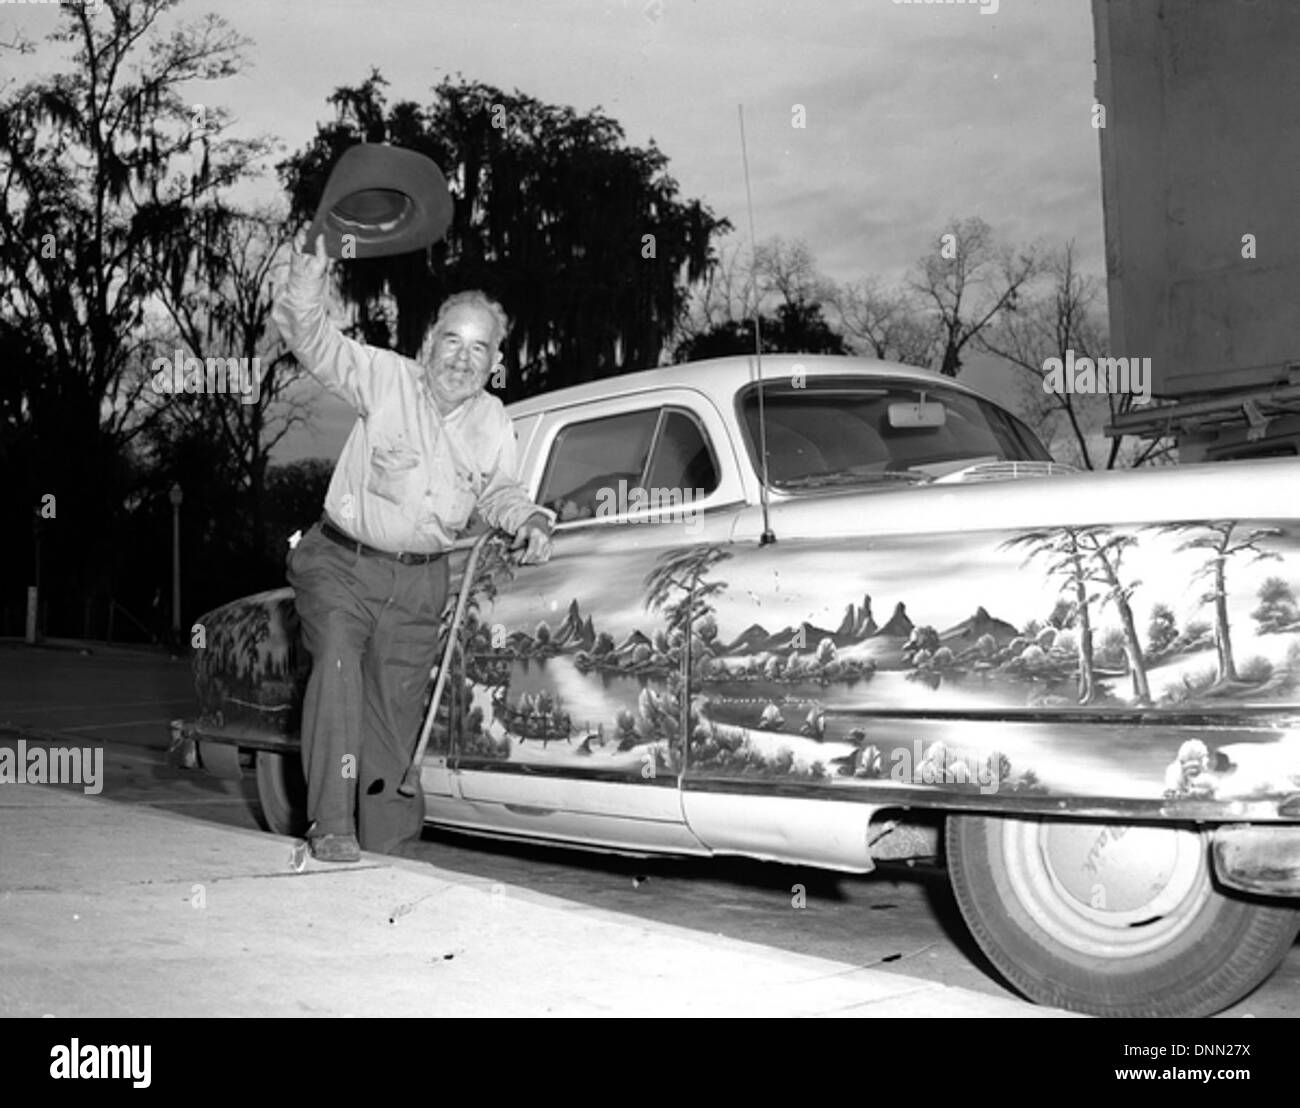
left=912, top=216, right=1041, bottom=378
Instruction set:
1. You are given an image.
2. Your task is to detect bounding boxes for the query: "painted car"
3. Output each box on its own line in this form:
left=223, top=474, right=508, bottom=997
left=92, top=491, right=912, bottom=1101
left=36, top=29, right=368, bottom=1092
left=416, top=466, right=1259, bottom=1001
left=174, top=354, right=1300, bottom=1017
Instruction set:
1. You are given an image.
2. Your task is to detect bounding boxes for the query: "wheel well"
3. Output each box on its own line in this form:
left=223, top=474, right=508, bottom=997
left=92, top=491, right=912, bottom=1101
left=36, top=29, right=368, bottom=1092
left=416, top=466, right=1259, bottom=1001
left=867, top=808, right=943, bottom=863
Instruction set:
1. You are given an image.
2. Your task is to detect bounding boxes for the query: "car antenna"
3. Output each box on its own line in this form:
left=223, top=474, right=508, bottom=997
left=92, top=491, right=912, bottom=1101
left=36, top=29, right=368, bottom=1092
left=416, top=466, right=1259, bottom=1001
left=739, top=104, right=776, bottom=545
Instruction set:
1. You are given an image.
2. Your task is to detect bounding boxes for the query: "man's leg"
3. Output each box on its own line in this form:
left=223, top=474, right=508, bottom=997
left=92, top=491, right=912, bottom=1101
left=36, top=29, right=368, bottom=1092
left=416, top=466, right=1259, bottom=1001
left=287, top=526, right=376, bottom=843
left=356, top=555, right=450, bottom=854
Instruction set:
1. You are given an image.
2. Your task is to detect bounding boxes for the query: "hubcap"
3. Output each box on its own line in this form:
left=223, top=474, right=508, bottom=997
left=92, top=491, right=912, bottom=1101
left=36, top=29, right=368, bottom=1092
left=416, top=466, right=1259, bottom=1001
left=1000, top=819, right=1211, bottom=958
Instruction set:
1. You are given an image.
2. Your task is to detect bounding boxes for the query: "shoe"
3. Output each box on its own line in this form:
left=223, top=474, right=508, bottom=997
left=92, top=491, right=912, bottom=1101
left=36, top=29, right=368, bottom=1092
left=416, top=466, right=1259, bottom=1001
left=309, top=833, right=361, bottom=863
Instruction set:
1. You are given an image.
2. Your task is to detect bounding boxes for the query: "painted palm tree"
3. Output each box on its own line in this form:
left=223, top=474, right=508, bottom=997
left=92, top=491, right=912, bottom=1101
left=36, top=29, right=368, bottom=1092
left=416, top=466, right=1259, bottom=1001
left=644, top=545, right=733, bottom=770
left=456, top=536, right=516, bottom=685
left=1074, top=528, right=1151, bottom=705
left=457, top=538, right=514, bottom=632
left=1001, top=527, right=1099, bottom=703
left=643, top=544, right=733, bottom=641
left=1155, top=521, right=1282, bottom=685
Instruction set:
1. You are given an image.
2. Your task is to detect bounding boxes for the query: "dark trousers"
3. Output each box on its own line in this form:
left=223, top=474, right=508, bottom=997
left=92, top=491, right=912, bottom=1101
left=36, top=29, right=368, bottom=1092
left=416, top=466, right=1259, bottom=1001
left=286, top=523, right=449, bottom=854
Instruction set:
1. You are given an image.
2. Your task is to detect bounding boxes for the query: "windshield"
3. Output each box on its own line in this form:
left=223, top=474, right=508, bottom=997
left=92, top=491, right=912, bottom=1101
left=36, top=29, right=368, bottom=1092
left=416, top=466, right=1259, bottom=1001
left=737, top=377, right=1052, bottom=490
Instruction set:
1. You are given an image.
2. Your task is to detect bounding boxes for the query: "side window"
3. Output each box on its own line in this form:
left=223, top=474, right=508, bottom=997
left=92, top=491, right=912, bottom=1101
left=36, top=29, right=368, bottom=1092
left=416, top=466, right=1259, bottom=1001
left=538, top=407, right=721, bottom=524
left=538, top=410, right=659, bottom=522
left=644, top=409, right=719, bottom=499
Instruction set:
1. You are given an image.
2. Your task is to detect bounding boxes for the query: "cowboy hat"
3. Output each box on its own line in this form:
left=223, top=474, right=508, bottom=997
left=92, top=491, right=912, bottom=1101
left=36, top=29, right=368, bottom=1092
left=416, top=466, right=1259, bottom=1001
left=306, top=143, right=454, bottom=259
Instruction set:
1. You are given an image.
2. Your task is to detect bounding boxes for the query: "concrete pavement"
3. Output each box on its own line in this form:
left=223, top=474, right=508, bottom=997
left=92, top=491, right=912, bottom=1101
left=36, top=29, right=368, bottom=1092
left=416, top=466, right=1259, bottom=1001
left=0, top=782, right=1078, bottom=1018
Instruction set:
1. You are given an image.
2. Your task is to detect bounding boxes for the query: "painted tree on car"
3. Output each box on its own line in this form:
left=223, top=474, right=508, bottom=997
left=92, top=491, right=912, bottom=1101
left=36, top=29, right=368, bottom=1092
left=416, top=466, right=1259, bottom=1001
left=1076, top=528, right=1151, bottom=705
left=1001, top=527, right=1099, bottom=704
left=1156, top=521, right=1282, bottom=685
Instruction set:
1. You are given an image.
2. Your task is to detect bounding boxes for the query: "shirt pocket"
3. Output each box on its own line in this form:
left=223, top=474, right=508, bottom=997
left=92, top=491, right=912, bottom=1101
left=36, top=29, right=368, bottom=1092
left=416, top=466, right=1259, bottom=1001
left=366, top=443, right=421, bottom=505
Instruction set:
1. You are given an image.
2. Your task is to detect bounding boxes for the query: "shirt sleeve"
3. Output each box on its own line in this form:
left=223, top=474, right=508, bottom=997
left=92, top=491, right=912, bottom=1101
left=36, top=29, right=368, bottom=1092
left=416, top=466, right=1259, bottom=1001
left=473, top=405, right=557, bottom=535
left=271, top=258, right=383, bottom=415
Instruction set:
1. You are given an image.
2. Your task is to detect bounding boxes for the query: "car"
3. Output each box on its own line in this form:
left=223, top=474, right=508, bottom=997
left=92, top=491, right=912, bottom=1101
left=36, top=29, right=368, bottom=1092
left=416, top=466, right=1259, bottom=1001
left=172, top=353, right=1300, bottom=1017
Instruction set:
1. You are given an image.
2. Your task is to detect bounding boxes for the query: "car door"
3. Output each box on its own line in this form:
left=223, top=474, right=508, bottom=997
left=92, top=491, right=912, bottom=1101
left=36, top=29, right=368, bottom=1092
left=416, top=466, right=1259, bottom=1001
left=446, top=389, right=744, bottom=853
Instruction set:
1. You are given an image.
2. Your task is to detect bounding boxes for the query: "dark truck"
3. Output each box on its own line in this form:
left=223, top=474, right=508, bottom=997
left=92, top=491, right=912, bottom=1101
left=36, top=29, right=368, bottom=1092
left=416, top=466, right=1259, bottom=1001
left=1095, top=0, right=1300, bottom=460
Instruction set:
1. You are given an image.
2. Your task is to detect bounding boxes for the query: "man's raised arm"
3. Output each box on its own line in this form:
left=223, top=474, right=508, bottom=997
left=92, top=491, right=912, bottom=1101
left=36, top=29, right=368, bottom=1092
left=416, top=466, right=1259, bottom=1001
left=272, top=233, right=384, bottom=414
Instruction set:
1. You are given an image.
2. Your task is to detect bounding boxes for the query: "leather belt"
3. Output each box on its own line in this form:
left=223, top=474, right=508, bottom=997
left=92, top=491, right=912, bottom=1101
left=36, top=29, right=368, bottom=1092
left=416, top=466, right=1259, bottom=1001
left=319, top=518, right=443, bottom=565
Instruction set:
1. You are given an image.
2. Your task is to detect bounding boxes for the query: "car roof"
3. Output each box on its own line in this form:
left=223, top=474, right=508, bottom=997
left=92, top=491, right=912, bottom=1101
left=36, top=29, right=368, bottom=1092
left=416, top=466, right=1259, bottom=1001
left=503, top=354, right=993, bottom=419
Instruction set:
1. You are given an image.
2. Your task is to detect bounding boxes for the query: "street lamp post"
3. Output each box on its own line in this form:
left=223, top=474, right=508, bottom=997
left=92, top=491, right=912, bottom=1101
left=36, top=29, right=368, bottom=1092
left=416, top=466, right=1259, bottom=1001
left=169, top=483, right=183, bottom=643
left=26, top=506, right=42, bottom=645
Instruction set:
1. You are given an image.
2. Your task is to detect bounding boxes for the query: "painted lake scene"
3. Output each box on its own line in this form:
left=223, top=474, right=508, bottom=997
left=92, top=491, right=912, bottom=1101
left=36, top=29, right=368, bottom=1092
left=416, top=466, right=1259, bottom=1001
left=446, top=520, right=1300, bottom=805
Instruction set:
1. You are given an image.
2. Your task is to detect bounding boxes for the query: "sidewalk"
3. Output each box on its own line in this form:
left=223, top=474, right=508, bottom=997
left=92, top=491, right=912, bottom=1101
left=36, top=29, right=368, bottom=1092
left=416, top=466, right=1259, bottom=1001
left=0, top=783, right=1078, bottom=1018
left=0, top=635, right=180, bottom=659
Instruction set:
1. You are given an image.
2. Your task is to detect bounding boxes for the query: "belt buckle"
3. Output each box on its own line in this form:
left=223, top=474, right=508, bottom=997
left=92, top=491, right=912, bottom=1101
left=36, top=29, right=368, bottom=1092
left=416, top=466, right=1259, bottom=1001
left=397, top=551, right=420, bottom=566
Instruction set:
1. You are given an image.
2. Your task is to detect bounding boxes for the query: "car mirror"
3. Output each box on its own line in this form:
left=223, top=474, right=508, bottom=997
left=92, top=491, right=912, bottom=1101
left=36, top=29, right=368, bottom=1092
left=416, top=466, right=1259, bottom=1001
left=887, top=399, right=947, bottom=428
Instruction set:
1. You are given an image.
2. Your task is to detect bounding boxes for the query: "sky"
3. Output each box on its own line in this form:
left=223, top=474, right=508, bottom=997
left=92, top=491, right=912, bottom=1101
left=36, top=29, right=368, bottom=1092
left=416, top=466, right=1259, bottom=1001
left=4, top=0, right=1108, bottom=459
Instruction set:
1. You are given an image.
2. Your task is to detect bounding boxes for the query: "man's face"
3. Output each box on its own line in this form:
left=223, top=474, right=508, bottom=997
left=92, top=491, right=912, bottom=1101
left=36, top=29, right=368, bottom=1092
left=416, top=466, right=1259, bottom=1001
left=424, top=304, right=499, bottom=411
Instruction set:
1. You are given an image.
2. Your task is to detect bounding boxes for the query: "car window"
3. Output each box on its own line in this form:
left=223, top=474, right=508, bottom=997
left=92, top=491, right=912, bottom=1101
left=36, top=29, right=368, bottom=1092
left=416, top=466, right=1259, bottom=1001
left=538, top=410, right=659, bottom=522
left=643, top=409, right=719, bottom=500
left=539, top=407, right=720, bottom=523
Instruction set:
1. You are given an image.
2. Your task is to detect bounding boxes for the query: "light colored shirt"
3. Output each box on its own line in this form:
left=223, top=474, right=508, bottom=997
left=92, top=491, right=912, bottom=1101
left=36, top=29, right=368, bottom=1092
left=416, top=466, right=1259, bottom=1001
left=272, top=264, right=550, bottom=554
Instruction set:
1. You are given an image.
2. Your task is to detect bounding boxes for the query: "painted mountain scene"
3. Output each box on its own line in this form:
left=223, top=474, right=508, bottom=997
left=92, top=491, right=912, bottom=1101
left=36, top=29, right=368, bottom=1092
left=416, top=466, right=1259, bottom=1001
left=447, top=520, right=1300, bottom=811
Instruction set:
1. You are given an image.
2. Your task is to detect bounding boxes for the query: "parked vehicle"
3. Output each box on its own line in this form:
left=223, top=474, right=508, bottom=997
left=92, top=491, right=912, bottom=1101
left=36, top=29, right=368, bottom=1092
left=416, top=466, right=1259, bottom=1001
left=173, top=354, right=1300, bottom=1017
left=1096, top=0, right=1300, bottom=462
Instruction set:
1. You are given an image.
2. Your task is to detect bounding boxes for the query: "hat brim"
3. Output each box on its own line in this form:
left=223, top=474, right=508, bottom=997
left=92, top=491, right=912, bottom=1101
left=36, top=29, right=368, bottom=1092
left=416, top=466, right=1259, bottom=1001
left=306, top=144, right=454, bottom=260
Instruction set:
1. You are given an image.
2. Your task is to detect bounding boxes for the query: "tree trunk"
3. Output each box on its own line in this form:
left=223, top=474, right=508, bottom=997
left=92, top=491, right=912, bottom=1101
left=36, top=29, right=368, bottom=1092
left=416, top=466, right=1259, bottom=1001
left=1089, top=539, right=1151, bottom=706
left=939, top=341, right=960, bottom=377
left=1073, top=574, right=1095, bottom=704
left=1213, top=556, right=1237, bottom=682
left=1116, top=598, right=1151, bottom=705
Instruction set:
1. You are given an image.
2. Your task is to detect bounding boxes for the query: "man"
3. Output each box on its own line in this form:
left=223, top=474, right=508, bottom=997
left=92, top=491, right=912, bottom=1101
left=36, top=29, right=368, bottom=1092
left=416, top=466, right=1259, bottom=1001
left=273, top=233, right=553, bottom=862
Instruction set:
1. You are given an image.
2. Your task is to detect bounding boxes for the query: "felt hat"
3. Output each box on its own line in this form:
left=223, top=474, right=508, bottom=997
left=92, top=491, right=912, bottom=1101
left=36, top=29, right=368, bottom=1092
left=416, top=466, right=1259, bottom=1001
left=306, top=143, right=454, bottom=259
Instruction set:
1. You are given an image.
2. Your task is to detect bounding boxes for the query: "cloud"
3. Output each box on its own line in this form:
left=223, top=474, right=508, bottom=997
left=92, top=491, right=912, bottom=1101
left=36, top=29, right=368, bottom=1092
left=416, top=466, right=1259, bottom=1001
left=3, top=0, right=1101, bottom=460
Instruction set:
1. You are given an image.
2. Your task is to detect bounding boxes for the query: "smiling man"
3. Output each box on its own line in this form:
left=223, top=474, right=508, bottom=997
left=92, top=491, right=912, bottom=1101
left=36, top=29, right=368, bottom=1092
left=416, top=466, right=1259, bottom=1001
left=272, top=233, right=553, bottom=861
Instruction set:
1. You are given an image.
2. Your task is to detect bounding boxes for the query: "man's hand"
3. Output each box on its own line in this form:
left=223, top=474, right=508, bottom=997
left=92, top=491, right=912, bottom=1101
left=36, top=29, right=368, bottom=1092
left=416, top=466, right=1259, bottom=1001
left=511, top=513, right=553, bottom=565
left=290, top=231, right=330, bottom=283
